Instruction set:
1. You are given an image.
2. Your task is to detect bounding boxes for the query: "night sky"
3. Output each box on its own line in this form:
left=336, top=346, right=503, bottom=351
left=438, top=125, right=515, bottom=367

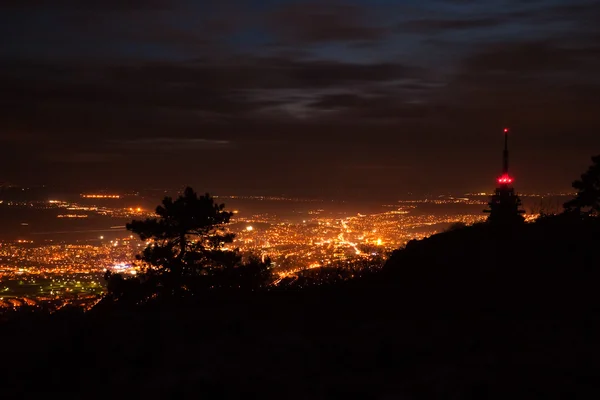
left=2, top=0, right=600, bottom=199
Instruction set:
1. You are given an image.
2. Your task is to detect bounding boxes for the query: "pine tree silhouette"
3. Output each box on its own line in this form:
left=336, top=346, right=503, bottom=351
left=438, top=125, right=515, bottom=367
left=564, top=154, right=600, bottom=215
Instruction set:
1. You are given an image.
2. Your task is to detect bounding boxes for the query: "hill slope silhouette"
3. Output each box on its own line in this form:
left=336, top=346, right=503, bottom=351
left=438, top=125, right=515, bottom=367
left=2, top=215, right=599, bottom=399
left=379, top=215, right=600, bottom=306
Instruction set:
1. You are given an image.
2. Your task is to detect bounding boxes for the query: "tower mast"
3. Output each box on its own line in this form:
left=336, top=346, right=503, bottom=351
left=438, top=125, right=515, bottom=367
left=483, top=127, right=524, bottom=224
left=503, top=128, right=509, bottom=175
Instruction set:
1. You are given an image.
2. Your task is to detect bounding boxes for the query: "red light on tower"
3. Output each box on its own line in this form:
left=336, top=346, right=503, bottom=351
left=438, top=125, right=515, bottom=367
left=497, top=174, right=514, bottom=185
left=503, top=128, right=509, bottom=133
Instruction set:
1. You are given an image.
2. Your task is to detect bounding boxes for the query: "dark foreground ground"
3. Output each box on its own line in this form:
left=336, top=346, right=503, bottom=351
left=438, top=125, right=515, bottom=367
left=1, top=216, right=599, bottom=399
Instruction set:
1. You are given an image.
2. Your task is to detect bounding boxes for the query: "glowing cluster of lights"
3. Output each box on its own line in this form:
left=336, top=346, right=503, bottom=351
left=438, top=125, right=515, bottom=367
left=497, top=174, right=514, bottom=185
left=111, top=262, right=136, bottom=274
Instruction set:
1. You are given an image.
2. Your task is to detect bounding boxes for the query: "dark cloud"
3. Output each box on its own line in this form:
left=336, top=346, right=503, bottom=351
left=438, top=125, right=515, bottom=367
left=308, top=93, right=444, bottom=124
left=509, top=1, right=600, bottom=23
left=401, top=17, right=505, bottom=33
left=1, top=0, right=173, bottom=11
left=400, top=1, right=600, bottom=36
left=106, top=58, right=421, bottom=90
left=432, top=37, right=600, bottom=149
left=310, top=93, right=373, bottom=110
left=266, top=2, right=388, bottom=44
left=462, top=40, right=600, bottom=75
left=114, top=137, right=232, bottom=150
left=0, top=57, right=424, bottom=139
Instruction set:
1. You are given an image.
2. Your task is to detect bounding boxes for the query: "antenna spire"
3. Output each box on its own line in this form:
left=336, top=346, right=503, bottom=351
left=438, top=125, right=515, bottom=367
left=483, top=127, right=524, bottom=224
left=503, top=128, right=509, bottom=174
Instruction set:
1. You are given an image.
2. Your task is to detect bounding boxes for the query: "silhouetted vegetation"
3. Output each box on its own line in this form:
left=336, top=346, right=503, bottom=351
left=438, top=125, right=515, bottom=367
left=564, top=154, right=600, bottom=215
left=103, top=187, right=273, bottom=305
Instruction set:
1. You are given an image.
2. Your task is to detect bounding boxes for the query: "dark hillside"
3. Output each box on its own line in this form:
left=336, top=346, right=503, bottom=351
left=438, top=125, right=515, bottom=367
left=1, top=216, right=599, bottom=399
left=379, top=216, right=600, bottom=307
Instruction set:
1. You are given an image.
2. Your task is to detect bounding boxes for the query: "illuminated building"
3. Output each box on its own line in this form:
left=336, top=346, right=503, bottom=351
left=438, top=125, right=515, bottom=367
left=484, top=128, right=525, bottom=224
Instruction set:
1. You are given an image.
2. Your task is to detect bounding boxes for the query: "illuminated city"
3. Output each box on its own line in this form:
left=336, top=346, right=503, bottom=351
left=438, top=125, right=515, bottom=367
left=0, top=190, right=557, bottom=311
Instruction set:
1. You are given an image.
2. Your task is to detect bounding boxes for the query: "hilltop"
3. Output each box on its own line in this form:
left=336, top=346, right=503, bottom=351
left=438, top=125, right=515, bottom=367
left=377, top=214, right=600, bottom=307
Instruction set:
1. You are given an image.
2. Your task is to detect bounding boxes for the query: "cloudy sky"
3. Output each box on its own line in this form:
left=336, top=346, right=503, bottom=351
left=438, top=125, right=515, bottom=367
left=2, top=0, right=600, bottom=198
